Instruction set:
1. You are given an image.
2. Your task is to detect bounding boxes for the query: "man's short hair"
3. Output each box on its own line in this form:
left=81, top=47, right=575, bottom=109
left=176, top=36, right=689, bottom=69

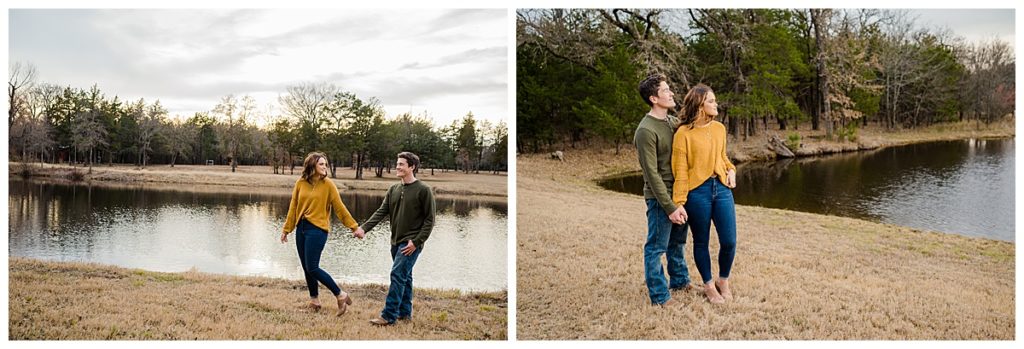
left=638, top=73, right=667, bottom=107
left=398, top=151, right=420, bottom=173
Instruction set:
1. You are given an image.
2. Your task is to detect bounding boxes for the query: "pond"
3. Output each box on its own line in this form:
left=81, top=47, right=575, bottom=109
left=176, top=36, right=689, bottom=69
left=8, top=179, right=508, bottom=292
left=598, top=138, right=1014, bottom=242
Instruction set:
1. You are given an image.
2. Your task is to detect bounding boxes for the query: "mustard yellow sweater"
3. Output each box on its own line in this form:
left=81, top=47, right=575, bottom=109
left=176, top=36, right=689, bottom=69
left=282, top=177, right=359, bottom=234
left=671, top=120, right=736, bottom=206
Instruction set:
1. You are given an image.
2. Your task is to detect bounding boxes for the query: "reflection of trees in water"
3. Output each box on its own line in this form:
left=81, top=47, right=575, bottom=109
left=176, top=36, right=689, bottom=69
left=341, top=193, right=507, bottom=221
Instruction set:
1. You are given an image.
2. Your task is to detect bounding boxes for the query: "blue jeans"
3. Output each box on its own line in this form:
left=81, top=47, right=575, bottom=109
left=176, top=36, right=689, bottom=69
left=296, top=219, right=342, bottom=298
left=644, top=199, right=691, bottom=305
left=381, top=241, right=422, bottom=323
left=684, top=177, right=737, bottom=284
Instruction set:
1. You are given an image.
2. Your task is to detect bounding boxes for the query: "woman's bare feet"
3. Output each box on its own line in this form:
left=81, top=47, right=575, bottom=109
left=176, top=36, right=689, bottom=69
left=704, top=282, right=725, bottom=304
left=715, top=279, right=733, bottom=301
left=336, top=291, right=353, bottom=316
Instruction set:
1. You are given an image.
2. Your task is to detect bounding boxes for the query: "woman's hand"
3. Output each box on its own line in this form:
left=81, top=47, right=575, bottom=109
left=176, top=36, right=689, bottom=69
left=280, top=232, right=288, bottom=244
left=726, top=169, right=736, bottom=188
left=353, top=227, right=365, bottom=239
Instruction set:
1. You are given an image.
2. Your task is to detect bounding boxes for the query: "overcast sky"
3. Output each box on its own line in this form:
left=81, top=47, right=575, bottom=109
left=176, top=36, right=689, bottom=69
left=9, top=9, right=508, bottom=127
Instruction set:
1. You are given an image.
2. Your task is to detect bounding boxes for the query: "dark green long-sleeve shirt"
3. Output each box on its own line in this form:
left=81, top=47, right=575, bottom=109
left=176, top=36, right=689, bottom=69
left=634, top=113, right=680, bottom=215
left=360, top=180, right=436, bottom=248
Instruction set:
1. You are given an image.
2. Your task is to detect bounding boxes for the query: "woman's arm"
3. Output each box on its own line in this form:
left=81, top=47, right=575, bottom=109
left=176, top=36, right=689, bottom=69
left=328, top=180, right=359, bottom=230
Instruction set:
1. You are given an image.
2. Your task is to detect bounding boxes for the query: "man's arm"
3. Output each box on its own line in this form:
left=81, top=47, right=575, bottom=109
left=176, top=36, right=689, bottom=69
left=636, top=128, right=677, bottom=215
left=360, top=186, right=391, bottom=233
left=410, top=187, right=435, bottom=249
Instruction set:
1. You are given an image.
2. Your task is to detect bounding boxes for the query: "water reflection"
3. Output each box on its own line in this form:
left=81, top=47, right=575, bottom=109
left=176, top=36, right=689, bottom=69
left=8, top=180, right=508, bottom=292
left=598, top=138, right=1014, bottom=241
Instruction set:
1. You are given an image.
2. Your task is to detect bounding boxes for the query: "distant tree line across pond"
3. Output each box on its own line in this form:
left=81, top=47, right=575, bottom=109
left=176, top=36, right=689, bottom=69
left=8, top=72, right=508, bottom=178
left=517, top=9, right=1015, bottom=153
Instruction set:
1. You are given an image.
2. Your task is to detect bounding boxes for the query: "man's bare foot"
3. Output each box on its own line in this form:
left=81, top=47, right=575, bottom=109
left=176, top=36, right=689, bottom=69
left=704, top=282, right=725, bottom=304
left=715, top=279, right=733, bottom=301
left=336, top=291, right=353, bottom=316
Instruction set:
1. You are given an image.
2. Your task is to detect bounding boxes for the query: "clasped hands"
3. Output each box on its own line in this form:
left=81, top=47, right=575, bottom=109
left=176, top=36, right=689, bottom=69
left=669, top=206, right=688, bottom=225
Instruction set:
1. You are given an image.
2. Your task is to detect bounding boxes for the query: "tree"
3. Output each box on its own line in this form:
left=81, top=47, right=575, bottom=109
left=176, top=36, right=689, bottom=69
left=136, top=99, right=165, bottom=168
left=164, top=118, right=195, bottom=167
left=9, top=62, right=37, bottom=129
left=279, top=82, right=337, bottom=156
left=71, top=86, right=109, bottom=173
left=456, top=112, right=479, bottom=173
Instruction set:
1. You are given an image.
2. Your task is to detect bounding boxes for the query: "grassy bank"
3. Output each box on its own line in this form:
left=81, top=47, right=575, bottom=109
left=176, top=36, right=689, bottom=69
left=516, top=150, right=1014, bottom=339
left=8, top=258, right=507, bottom=340
left=8, top=162, right=507, bottom=198
left=729, top=119, right=1015, bottom=162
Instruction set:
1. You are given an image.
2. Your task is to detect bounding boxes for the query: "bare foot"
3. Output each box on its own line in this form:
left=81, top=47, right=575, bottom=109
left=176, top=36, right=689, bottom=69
left=704, top=283, right=725, bottom=304
left=715, top=279, right=733, bottom=301
left=336, top=291, right=353, bottom=316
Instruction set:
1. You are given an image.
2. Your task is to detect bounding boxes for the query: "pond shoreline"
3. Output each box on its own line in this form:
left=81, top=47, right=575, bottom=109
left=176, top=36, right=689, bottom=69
left=726, top=119, right=1014, bottom=164
left=8, top=257, right=507, bottom=340
left=8, top=162, right=507, bottom=201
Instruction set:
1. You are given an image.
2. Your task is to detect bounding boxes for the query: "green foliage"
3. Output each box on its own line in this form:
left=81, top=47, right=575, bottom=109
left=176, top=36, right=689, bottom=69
left=838, top=122, right=858, bottom=142
left=786, top=132, right=801, bottom=151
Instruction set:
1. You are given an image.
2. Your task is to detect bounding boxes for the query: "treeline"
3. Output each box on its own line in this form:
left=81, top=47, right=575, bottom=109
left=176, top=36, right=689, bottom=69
left=517, top=9, right=1015, bottom=153
left=8, top=70, right=508, bottom=177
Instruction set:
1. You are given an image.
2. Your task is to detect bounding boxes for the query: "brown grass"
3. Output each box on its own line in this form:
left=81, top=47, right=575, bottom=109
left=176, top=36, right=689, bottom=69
left=8, top=162, right=507, bottom=198
left=516, top=149, right=1014, bottom=340
left=8, top=258, right=507, bottom=340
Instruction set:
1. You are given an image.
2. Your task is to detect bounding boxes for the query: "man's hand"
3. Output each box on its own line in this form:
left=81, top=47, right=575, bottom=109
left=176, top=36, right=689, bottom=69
left=400, top=241, right=417, bottom=256
left=353, top=227, right=365, bottom=239
left=669, top=206, right=688, bottom=225
left=280, top=232, right=288, bottom=244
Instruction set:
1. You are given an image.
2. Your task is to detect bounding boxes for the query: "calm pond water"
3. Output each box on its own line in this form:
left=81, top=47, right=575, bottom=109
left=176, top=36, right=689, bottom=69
left=598, top=138, right=1014, bottom=241
left=8, top=180, right=508, bottom=292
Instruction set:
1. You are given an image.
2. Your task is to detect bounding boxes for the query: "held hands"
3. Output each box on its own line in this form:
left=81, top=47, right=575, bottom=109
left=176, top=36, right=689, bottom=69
left=726, top=169, right=736, bottom=188
left=669, top=206, right=688, bottom=225
left=352, top=227, right=366, bottom=239
left=400, top=241, right=417, bottom=256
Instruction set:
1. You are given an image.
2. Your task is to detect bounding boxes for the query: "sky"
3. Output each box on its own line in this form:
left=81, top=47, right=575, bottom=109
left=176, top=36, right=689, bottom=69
left=8, top=9, right=508, bottom=128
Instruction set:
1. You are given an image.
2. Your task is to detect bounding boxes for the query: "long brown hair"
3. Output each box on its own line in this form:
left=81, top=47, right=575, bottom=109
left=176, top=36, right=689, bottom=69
left=680, top=83, right=714, bottom=128
left=301, top=152, right=328, bottom=184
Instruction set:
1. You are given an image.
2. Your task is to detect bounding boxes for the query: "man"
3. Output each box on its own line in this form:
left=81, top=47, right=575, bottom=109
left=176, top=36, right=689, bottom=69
left=634, top=73, right=691, bottom=307
left=354, top=151, right=436, bottom=326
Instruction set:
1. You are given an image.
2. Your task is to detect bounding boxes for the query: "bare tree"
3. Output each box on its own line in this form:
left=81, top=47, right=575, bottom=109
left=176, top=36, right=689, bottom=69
left=136, top=99, right=165, bottom=168
left=212, top=94, right=255, bottom=172
left=9, top=62, right=37, bottom=129
left=165, top=118, right=195, bottom=167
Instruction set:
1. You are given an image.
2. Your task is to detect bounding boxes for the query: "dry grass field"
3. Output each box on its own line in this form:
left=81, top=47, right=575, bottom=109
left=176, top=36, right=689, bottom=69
left=9, top=162, right=507, bottom=198
left=8, top=258, right=506, bottom=340
left=516, top=147, right=1014, bottom=340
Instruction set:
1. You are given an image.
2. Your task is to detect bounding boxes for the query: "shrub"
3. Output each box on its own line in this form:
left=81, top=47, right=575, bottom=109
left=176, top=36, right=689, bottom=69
left=785, top=132, right=801, bottom=151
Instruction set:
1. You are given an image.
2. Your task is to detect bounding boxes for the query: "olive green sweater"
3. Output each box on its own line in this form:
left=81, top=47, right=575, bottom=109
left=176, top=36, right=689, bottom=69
left=634, top=113, right=681, bottom=215
left=282, top=177, right=359, bottom=234
left=360, top=179, right=436, bottom=248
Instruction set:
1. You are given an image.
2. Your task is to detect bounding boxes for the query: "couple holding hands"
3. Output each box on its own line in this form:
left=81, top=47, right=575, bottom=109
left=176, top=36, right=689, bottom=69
left=635, top=74, right=738, bottom=306
left=279, top=151, right=434, bottom=326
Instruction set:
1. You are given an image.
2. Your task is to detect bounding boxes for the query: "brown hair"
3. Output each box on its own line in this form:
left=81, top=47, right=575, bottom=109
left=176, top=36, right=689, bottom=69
left=680, top=83, right=714, bottom=128
left=638, top=73, right=667, bottom=107
left=301, top=152, right=328, bottom=184
left=397, top=151, right=420, bottom=174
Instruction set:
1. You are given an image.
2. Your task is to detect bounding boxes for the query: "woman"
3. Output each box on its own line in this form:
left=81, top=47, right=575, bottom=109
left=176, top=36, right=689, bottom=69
left=280, top=152, right=360, bottom=315
left=670, top=84, right=738, bottom=304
